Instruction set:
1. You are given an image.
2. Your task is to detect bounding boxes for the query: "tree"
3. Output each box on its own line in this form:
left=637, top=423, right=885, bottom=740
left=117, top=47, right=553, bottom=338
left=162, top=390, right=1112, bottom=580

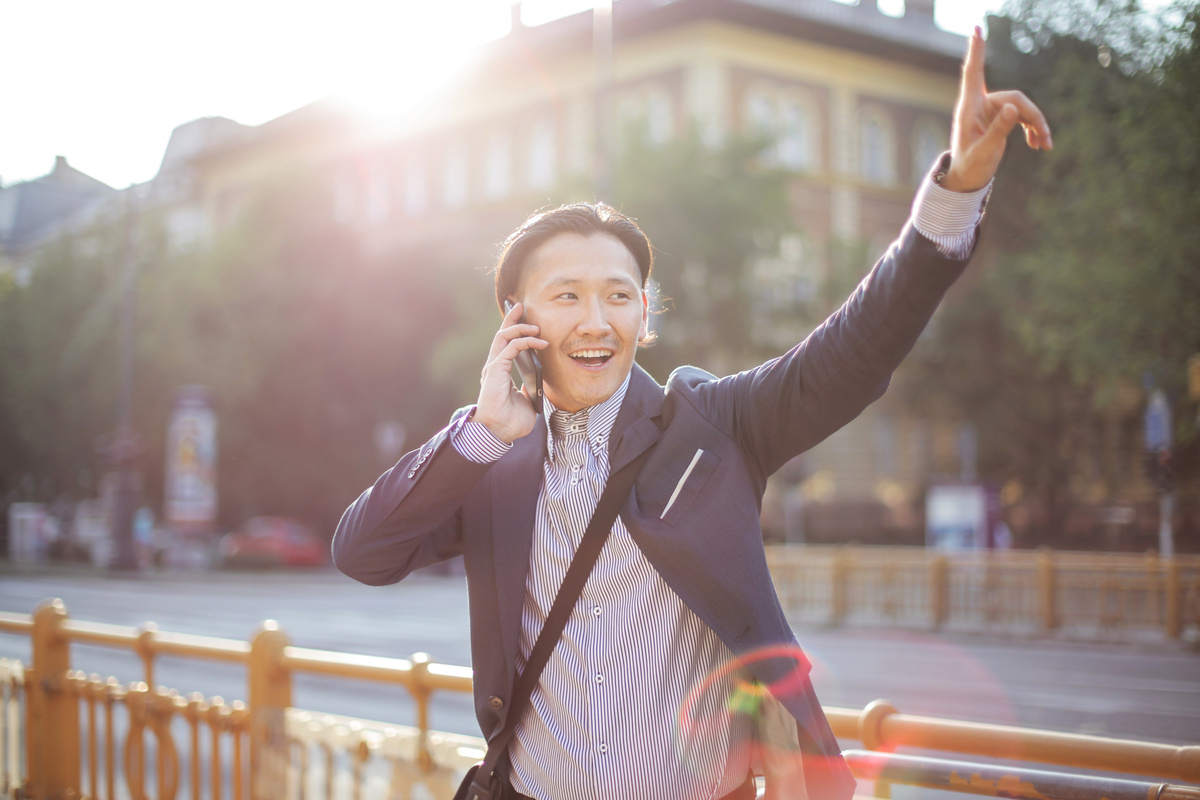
left=900, top=0, right=1200, bottom=544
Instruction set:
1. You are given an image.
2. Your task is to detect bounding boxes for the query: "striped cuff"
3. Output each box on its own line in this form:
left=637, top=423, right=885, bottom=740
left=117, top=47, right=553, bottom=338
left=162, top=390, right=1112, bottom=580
left=912, top=170, right=991, bottom=261
left=451, top=409, right=512, bottom=464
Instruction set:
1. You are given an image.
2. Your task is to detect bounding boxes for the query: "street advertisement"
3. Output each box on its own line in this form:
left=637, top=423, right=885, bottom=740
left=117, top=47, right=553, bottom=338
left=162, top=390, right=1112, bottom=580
left=165, top=386, right=217, bottom=530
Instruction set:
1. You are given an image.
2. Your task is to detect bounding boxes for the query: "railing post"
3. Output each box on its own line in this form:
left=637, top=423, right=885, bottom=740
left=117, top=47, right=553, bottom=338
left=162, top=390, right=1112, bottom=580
left=859, top=699, right=898, bottom=799
left=831, top=550, right=848, bottom=626
left=249, top=620, right=292, bottom=800
left=29, top=598, right=80, bottom=799
left=1037, top=548, right=1057, bottom=632
left=1165, top=557, right=1182, bottom=639
left=929, top=554, right=949, bottom=630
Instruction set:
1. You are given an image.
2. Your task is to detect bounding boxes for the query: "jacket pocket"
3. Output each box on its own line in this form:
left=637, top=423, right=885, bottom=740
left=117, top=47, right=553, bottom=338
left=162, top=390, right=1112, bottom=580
left=660, top=448, right=721, bottom=526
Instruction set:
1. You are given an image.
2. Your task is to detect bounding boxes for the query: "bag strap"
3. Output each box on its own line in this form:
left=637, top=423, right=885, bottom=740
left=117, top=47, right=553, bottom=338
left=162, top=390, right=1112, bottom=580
left=466, top=446, right=655, bottom=800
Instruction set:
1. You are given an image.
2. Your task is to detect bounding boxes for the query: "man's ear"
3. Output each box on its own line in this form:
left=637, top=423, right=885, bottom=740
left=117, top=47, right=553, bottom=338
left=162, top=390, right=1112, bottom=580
left=639, top=291, right=650, bottom=341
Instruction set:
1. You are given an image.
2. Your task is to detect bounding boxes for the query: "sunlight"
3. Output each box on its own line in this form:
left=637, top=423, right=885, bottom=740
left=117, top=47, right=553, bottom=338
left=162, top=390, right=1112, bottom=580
left=327, top=0, right=513, bottom=118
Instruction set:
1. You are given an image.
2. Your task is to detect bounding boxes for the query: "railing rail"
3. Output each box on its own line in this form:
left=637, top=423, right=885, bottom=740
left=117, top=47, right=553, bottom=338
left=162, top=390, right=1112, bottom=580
left=765, top=546, right=1200, bottom=638
left=2, top=592, right=1198, bottom=798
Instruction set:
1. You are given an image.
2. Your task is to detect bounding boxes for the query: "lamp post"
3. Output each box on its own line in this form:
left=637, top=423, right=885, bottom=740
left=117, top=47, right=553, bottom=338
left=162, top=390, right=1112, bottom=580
left=108, top=188, right=141, bottom=572
left=593, top=0, right=614, bottom=199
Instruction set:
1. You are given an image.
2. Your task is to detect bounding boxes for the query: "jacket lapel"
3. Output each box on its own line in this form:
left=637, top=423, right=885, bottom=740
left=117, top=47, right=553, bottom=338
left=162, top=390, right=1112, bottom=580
left=608, top=363, right=665, bottom=472
left=492, top=415, right=547, bottom=681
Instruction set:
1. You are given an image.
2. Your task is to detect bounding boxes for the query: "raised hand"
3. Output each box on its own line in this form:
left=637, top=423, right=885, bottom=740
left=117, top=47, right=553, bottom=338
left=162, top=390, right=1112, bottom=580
left=942, top=26, right=1053, bottom=193
left=474, top=301, right=547, bottom=444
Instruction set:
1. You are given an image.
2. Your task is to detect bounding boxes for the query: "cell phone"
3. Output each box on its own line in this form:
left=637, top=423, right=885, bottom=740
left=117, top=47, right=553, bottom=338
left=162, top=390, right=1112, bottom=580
left=504, top=301, right=544, bottom=416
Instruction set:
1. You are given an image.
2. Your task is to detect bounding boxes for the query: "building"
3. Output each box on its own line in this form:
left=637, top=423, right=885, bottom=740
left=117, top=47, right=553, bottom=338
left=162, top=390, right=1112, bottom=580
left=154, top=0, right=974, bottom=544
left=0, top=156, right=118, bottom=278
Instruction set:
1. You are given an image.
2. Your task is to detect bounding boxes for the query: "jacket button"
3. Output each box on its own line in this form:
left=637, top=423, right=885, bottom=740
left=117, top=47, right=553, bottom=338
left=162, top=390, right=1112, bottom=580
left=488, top=695, right=504, bottom=709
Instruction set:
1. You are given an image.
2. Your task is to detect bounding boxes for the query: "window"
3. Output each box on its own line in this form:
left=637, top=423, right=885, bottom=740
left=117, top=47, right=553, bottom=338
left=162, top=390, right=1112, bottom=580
left=776, top=98, right=812, bottom=171
left=364, top=163, right=389, bottom=223
left=483, top=132, right=512, bottom=200
left=332, top=172, right=356, bottom=225
left=860, top=108, right=895, bottom=184
left=912, top=119, right=946, bottom=180
left=404, top=161, right=427, bottom=217
left=745, top=85, right=817, bottom=172
left=443, top=143, right=468, bottom=208
left=527, top=120, right=557, bottom=190
left=646, top=89, right=673, bottom=145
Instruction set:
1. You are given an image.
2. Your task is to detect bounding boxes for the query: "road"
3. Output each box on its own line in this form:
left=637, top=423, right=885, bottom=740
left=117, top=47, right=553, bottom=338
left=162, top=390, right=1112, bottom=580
left=2, top=567, right=1198, bottom=748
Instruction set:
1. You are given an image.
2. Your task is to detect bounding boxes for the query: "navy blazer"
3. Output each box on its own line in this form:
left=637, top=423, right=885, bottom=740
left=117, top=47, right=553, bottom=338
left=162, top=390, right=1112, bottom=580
left=334, top=220, right=972, bottom=799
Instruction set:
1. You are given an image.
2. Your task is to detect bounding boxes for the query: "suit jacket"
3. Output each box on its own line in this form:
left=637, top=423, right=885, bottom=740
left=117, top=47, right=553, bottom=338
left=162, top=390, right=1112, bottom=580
left=333, top=220, right=973, bottom=799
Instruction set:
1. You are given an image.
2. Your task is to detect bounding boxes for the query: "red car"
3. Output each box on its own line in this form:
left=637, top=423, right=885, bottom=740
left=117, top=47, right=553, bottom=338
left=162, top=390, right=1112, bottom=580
left=219, top=516, right=327, bottom=568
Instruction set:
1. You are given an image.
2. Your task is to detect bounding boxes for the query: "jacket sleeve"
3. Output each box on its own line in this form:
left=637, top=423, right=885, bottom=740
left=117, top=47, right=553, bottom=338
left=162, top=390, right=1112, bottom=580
left=331, top=407, right=494, bottom=586
left=689, top=221, right=974, bottom=477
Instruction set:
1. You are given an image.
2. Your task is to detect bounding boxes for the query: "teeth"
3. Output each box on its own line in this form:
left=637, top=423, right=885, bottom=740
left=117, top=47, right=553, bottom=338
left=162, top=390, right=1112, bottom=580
left=572, top=350, right=612, bottom=359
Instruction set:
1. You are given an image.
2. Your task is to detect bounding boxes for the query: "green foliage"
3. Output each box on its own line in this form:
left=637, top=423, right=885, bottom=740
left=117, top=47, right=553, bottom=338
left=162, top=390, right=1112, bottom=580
left=903, top=0, right=1200, bottom=528
left=609, top=128, right=795, bottom=378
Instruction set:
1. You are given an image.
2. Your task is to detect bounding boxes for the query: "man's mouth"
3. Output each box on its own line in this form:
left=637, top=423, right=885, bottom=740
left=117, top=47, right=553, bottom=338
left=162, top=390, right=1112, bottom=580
left=569, top=348, right=614, bottom=367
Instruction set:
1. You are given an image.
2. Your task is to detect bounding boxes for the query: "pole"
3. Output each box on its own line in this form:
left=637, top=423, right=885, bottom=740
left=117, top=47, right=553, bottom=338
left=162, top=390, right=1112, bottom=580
left=110, top=188, right=141, bottom=572
left=593, top=0, right=614, bottom=200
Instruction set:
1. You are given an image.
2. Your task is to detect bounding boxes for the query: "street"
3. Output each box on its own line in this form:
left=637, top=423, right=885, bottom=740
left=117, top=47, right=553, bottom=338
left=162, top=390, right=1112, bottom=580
left=2, top=567, right=1198, bottom=748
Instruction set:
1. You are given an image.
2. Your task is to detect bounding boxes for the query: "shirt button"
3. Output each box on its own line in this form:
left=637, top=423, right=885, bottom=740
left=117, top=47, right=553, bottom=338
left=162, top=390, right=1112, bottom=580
left=593, top=606, right=602, bottom=616
left=572, top=464, right=581, bottom=471
left=599, top=743, right=608, bottom=753
left=595, top=674, right=603, bottom=684
left=488, top=695, right=504, bottom=709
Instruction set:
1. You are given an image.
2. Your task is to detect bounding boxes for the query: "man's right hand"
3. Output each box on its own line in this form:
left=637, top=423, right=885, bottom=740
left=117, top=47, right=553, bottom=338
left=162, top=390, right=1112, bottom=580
left=474, top=301, right=548, bottom=444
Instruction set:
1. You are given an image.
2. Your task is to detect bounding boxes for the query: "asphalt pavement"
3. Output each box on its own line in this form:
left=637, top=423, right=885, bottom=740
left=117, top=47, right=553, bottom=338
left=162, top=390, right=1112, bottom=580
left=2, top=566, right=1197, bottom=747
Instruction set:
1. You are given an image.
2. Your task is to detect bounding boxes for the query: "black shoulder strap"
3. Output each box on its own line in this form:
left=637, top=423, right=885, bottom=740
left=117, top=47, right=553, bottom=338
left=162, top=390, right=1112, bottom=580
left=465, top=446, right=654, bottom=800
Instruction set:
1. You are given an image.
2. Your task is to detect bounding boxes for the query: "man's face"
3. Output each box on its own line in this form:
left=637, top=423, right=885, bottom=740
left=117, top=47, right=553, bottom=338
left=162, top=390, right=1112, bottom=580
left=515, top=232, right=648, bottom=413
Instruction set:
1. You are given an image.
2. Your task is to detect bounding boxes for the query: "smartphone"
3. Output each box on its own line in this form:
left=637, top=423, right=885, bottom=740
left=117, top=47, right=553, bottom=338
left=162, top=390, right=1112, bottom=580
left=504, top=301, right=544, bottom=416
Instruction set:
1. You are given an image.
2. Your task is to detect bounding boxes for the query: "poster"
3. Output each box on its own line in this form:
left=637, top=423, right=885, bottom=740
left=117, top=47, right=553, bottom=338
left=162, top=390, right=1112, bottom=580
left=165, top=386, right=217, bottom=529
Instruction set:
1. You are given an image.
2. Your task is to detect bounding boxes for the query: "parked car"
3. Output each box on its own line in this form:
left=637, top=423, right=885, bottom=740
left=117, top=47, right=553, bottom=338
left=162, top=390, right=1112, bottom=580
left=219, top=516, right=326, bottom=568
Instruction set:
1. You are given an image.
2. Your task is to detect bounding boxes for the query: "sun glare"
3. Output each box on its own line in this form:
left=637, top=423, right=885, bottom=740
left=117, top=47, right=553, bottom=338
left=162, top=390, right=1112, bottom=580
left=327, top=0, right=514, bottom=119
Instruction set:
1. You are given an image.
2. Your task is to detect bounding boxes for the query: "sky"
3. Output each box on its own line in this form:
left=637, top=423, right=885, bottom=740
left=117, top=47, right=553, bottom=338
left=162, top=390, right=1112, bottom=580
left=1, top=0, right=1008, bottom=190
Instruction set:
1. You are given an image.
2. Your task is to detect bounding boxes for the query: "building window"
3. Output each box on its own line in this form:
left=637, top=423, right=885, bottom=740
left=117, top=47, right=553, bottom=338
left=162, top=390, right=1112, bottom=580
left=443, top=142, right=469, bottom=208
left=527, top=120, right=557, bottom=190
left=332, top=171, right=356, bottom=225
left=365, top=162, right=390, bottom=224
left=618, top=86, right=674, bottom=148
left=745, top=85, right=817, bottom=172
left=404, top=161, right=427, bottom=217
left=912, top=119, right=946, bottom=181
left=483, top=132, right=512, bottom=200
left=860, top=108, right=895, bottom=185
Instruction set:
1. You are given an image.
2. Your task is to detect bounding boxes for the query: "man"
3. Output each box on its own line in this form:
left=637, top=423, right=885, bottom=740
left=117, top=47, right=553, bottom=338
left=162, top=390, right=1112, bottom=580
left=334, top=29, right=1050, bottom=800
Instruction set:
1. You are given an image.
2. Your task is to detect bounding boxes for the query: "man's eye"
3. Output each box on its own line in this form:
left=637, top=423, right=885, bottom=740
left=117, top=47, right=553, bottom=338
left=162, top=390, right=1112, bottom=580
left=555, top=292, right=577, bottom=301
left=610, top=292, right=630, bottom=300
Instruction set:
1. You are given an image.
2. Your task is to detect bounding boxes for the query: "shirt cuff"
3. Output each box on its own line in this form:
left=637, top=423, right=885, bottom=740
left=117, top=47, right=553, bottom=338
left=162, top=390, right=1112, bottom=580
left=911, top=158, right=991, bottom=261
left=451, top=408, right=512, bottom=464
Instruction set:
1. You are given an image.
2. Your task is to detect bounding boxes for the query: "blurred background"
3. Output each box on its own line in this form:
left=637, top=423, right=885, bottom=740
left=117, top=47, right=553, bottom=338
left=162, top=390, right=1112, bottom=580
left=1, top=0, right=1197, bottom=568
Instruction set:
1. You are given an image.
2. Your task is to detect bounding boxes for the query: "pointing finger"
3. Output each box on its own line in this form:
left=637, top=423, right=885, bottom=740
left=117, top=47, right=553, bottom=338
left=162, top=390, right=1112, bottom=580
left=961, top=26, right=986, bottom=98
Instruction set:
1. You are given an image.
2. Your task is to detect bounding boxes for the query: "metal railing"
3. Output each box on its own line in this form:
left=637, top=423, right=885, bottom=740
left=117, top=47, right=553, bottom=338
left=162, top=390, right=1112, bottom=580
left=1, top=597, right=1198, bottom=799
left=765, top=546, right=1200, bottom=637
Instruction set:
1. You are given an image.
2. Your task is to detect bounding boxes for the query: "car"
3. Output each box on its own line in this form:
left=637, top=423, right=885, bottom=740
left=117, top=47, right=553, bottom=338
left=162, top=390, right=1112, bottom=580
left=219, top=516, right=327, bottom=568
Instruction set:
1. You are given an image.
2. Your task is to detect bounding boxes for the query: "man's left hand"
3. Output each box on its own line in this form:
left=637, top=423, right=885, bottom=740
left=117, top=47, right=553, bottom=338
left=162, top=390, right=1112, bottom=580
left=942, top=26, right=1052, bottom=193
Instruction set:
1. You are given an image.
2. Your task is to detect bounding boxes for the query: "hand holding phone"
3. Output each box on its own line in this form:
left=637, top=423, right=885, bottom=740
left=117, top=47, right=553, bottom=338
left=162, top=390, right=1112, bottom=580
left=504, top=301, right=544, bottom=416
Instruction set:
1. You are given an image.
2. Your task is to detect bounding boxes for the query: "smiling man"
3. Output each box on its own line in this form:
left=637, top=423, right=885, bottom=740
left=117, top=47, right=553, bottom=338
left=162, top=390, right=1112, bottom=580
left=333, top=30, right=1051, bottom=800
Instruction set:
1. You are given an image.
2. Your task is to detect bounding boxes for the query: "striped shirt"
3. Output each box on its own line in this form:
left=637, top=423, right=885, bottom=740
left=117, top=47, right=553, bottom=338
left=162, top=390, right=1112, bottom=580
left=455, top=376, right=751, bottom=800
left=452, top=174, right=986, bottom=799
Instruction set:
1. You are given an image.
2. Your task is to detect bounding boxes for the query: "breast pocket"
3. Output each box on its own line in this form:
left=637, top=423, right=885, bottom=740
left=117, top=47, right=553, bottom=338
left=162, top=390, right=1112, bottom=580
left=659, top=448, right=721, bottom=527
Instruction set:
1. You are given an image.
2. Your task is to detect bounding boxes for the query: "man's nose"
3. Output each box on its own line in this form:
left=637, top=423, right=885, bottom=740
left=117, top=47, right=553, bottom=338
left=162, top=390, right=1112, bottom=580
left=575, top=298, right=613, bottom=337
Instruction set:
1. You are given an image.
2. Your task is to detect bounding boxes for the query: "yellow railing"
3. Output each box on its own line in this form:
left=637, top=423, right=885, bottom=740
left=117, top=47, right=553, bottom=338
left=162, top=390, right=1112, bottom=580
left=1, top=597, right=1198, bottom=799
left=765, top=546, right=1200, bottom=637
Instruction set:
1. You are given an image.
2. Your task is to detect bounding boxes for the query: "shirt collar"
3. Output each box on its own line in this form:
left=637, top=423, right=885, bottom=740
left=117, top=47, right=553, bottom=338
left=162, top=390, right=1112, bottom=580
left=544, top=373, right=630, bottom=463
